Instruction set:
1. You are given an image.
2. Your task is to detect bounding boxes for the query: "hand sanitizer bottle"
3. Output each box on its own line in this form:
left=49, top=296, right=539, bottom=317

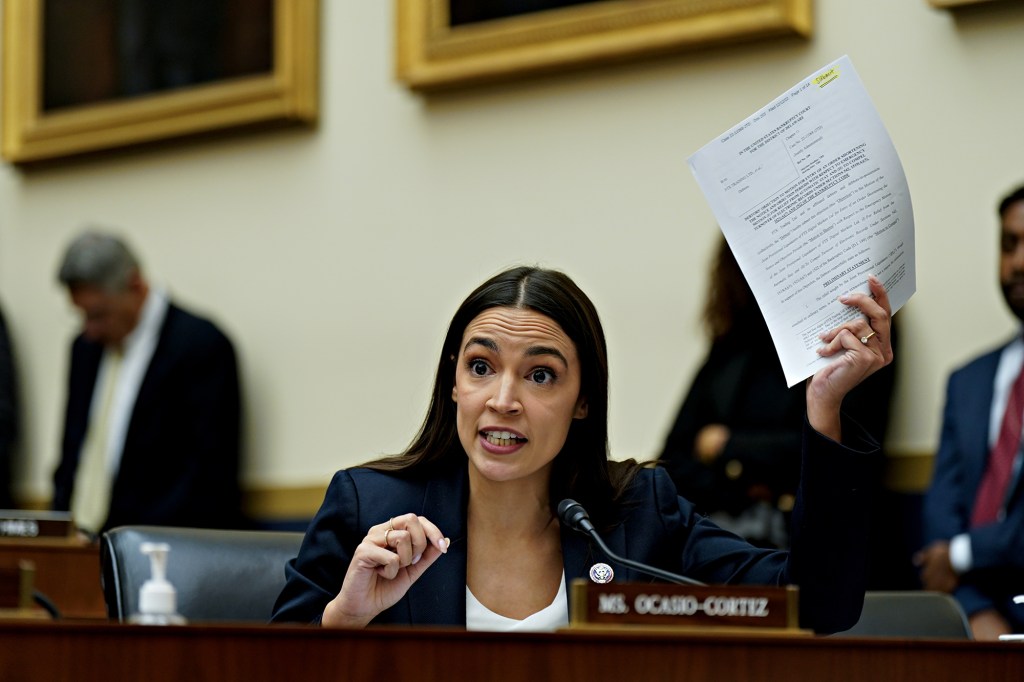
left=129, top=542, right=187, bottom=625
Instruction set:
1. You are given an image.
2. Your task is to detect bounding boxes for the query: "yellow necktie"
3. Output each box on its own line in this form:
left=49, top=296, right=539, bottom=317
left=70, top=351, right=123, bottom=534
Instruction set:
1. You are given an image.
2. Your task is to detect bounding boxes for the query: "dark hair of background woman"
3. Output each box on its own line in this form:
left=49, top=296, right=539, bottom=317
left=703, top=236, right=761, bottom=341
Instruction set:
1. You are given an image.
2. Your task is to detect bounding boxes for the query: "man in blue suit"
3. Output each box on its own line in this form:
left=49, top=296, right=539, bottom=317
left=51, top=230, right=244, bottom=536
left=917, top=185, right=1024, bottom=640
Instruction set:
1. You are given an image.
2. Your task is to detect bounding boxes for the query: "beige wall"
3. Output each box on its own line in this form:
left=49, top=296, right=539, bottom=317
left=2, top=1, right=1023, bottom=513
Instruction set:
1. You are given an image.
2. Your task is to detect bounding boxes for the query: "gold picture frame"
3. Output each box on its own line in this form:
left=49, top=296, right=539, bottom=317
left=2, top=0, right=318, bottom=164
left=396, top=0, right=812, bottom=91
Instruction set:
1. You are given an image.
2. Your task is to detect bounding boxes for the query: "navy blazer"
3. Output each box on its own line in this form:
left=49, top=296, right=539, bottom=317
left=924, top=343, right=1024, bottom=628
left=52, top=302, right=243, bottom=531
left=273, top=421, right=878, bottom=634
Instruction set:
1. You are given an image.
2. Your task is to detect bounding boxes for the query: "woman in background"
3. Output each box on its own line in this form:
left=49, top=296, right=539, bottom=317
left=658, top=237, right=897, bottom=549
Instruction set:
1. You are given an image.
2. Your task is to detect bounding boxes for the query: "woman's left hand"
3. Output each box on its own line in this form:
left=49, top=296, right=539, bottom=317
left=807, top=274, right=894, bottom=441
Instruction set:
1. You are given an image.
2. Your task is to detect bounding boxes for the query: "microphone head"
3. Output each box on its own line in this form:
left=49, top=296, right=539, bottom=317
left=557, top=498, right=591, bottom=531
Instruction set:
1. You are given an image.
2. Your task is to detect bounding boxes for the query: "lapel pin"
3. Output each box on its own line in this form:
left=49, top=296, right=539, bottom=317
left=589, top=562, right=614, bottom=584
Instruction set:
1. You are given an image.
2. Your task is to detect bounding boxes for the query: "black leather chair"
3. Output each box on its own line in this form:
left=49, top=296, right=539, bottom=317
left=100, top=525, right=304, bottom=623
left=833, top=590, right=972, bottom=639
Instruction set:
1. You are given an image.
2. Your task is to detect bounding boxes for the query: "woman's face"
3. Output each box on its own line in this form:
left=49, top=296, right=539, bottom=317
left=453, top=306, right=588, bottom=490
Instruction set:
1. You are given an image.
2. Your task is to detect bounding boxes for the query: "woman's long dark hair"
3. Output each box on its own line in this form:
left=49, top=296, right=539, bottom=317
left=364, top=266, right=642, bottom=527
left=703, top=236, right=765, bottom=342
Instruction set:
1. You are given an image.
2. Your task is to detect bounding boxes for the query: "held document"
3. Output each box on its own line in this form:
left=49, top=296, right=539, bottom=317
left=688, top=55, right=915, bottom=387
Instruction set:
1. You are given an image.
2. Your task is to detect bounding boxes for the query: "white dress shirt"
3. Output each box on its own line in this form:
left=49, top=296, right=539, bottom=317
left=93, top=286, right=169, bottom=477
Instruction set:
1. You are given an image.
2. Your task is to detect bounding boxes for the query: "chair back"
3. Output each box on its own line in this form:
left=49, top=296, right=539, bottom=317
left=834, top=590, right=972, bottom=639
left=100, top=525, right=303, bottom=623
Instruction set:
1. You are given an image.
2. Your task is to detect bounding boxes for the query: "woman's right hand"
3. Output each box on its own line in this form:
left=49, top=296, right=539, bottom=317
left=808, top=274, right=893, bottom=441
left=322, top=512, right=449, bottom=627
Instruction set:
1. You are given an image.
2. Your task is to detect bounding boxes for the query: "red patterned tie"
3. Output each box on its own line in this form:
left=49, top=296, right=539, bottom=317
left=971, top=363, right=1024, bottom=526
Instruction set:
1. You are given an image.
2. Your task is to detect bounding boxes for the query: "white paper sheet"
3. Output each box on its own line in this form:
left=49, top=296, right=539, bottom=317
left=688, top=55, right=915, bottom=387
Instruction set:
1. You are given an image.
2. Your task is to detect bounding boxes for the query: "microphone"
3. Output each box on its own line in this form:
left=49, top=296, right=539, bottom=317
left=557, top=498, right=705, bottom=586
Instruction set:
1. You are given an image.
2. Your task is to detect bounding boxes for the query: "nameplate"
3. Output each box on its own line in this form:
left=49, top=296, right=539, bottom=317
left=569, top=580, right=801, bottom=633
left=0, top=510, right=74, bottom=539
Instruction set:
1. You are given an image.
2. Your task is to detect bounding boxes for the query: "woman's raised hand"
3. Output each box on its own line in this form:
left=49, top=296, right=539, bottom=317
left=807, top=274, right=894, bottom=441
left=322, top=512, right=449, bottom=627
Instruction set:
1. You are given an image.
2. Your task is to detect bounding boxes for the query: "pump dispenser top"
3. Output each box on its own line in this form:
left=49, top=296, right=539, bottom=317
left=129, top=541, right=186, bottom=625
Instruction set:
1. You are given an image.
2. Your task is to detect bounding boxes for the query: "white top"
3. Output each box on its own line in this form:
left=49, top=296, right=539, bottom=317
left=465, top=572, right=568, bottom=632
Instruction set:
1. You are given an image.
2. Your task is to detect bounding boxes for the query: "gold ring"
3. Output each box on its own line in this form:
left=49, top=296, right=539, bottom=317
left=860, top=331, right=876, bottom=345
left=387, top=517, right=395, bottom=532
left=384, top=528, right=393, bottom=546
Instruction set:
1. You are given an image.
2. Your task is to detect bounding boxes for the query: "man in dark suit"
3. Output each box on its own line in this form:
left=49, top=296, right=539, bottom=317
left=0, top=303, right=17, bottom=509
left=917, top=185, right=1024, bottom=640
left=52, top=230, right=243, bottom=535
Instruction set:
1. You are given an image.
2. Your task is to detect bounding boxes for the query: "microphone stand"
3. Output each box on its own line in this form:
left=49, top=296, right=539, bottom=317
left=584, top=526, right=705, bottom=586
left=558, top=499, right=705, bottom=587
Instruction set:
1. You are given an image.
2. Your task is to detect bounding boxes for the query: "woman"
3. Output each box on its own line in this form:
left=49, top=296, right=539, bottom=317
left=658, top=238, right=897, bottom=549
left=271, top=265, right=893, bottom=633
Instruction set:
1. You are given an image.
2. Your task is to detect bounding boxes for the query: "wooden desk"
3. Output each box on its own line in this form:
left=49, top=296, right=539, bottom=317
left=0, top=537, right=106, bottom=619
left=0, top=620, right=1021, bottom=681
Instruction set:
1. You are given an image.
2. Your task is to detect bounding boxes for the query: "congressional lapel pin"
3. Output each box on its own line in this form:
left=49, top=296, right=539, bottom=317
left=589, top=562, right=614, bottom=584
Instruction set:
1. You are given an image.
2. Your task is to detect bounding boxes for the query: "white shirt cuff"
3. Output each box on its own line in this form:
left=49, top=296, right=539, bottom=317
left=949, top=533, right=973, bottom=574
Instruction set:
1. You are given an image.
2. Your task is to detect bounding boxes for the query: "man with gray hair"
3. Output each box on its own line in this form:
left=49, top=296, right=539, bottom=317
left=52, top=230, right=243, bottom=535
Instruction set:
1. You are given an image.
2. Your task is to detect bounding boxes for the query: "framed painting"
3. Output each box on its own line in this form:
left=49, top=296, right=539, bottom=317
left=2, top=0, right=318, bottom=164
left=396, top=0, right=812, bottom=91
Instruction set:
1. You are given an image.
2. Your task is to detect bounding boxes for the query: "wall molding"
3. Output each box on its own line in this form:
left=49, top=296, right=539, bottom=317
left=15, top=451, right=935, bottom=520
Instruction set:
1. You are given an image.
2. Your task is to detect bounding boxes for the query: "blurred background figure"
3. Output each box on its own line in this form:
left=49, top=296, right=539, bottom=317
left=657, top=236, right=898, bottom=555
left=51, top=229, right=244, bottom=537
left=917, top=184, right=1024, bottom=640
left=0, top=302, right=18, bottom=509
